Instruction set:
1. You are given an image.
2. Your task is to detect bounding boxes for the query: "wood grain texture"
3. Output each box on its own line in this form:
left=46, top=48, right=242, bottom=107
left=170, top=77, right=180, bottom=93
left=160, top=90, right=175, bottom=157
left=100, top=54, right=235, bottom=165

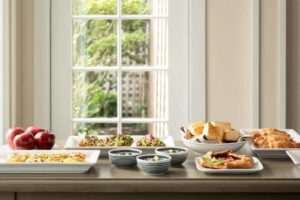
left=0, top=192, right=15, bottom=200
left=16, top=193, right=300, bottom=200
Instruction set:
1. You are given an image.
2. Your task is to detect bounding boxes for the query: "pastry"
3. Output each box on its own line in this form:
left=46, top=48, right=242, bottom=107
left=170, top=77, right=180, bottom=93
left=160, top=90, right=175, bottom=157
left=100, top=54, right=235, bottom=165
left=203, top=122, right=224, bottom=143
left=251, top=128, right=300, bottom=148
left=200, top=150, right=254, bottom=169
left=6, top=152, right=86, bottom=163
left=187, top=121, right=205, bottom=136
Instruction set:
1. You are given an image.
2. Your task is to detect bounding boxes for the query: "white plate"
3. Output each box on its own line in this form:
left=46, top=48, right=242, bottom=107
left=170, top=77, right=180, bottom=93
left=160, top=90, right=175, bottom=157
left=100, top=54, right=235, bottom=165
left=286, top=150, right=300, bottom=165
left=64, top=135, right=175, bottom=156
left=240, top=129, right=300, bottom=158
left=0, top=150, right=100, bottom=173
left=182, top=137, right=245, bottom=155
left=194, top=156, right=263, bottom=174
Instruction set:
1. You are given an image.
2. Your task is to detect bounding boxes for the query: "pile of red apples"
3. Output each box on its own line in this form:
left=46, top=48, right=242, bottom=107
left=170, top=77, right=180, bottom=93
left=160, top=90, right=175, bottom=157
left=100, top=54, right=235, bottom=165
left=6, top=127, right=55, bottom=150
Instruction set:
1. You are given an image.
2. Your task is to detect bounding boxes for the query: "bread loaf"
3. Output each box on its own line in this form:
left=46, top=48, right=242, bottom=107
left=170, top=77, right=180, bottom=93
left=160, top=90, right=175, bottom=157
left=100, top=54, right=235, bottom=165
left=203, top=122, right=224, bottom=143
left=187, top=121, right=205, bottom=136
left=224, top=129, right=240, bottom=142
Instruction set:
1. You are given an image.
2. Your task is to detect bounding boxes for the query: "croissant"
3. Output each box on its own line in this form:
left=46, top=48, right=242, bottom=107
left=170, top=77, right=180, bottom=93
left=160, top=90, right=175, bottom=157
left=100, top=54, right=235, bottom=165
left=251, top=128, right=300, bottom=148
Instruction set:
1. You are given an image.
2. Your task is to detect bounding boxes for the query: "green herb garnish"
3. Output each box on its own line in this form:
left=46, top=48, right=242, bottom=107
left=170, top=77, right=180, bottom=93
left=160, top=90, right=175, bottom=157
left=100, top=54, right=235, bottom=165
left=201, top=156, right=225, bottom=165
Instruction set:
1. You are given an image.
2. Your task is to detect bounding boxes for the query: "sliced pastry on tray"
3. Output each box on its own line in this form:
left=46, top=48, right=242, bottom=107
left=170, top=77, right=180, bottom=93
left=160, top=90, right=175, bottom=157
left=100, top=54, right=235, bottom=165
left=250, top=128, right=300, bottom=148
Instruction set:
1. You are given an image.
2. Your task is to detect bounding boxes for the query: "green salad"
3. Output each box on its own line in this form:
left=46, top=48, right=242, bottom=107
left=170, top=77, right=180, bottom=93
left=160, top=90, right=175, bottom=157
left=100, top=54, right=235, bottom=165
left=137, top=134, right=165, bottom=147
left=104, top=134, right=134, bottom=146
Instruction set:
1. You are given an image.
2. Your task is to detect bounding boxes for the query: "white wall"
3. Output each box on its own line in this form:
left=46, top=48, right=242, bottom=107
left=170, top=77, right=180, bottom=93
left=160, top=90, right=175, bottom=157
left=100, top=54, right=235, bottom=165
left=12, top=0, right=292, bottom=131
left=206, top=0, right=252, bottom=129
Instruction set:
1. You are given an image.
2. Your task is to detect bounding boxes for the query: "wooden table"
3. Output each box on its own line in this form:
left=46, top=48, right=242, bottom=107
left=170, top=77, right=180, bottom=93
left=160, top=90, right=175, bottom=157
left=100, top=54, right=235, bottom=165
left=1, top=142, right=300, bottom=200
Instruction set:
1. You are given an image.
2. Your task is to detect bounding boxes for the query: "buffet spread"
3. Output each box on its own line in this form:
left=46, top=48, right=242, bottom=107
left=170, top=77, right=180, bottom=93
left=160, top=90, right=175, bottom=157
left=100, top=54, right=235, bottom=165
left=1, top=123, right=300, bottom=174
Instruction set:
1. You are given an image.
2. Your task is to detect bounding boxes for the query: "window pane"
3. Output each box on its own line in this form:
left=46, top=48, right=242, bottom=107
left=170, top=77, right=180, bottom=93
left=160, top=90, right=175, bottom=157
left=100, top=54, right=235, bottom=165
left=73, top=0, right=117, bottom=15
left=122, top=123, right=167, bottom=135
left=73, top=123, right=118, bottom=135
left=73, top=19, right=117, bottom=67
left=122, top=71, right=167, bottom=118
left=122, top=19, right=167, bottom=67
left=122, top=0, right=168, bottom=15
left=73, top=71, right=117, bottom=118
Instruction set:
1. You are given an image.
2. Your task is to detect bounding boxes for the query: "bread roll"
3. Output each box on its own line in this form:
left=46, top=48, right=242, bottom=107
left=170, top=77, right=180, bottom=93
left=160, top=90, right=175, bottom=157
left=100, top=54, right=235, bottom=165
left=203, top=122, right=224, bottom=143
left=211, top=121, right=231, bottom=129
left=224, top=129, right=240, bottom=142
left=188, top=121, right=205, bottom=136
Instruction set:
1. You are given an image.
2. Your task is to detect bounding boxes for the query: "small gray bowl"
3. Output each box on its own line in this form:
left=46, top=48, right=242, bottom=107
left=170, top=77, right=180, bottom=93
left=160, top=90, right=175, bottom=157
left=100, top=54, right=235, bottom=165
left=137, top=154, right=171, bottom=175
left=155, top=147, right=188, bottom=166
left=108, top=148, right=142, bottom=168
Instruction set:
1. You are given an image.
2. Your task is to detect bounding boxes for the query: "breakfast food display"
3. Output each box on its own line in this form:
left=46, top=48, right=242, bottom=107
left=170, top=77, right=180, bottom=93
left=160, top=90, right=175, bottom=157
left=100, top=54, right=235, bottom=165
left=183, top=121, right=241, bottom=143
left=136, top=134, right=165, bottom=147
left=6, top=152, right=86, bottom=163
left=250, top=128, right=300, bottom=148
left=200, top=150, right=254, bottom=169
left=4, top=121, right=300, bottom=175
left=6, top=126, right=55, bottom=150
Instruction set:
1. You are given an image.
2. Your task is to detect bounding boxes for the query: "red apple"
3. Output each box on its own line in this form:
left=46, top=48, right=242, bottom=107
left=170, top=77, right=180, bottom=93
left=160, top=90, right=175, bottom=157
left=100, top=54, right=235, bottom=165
left=6, top=127, right=25, bottom=149
left=26, top=126, right=44, bottom=137
left=34, top=131, right=55, bottom=150
left=13, top=132, right=35, bottom=150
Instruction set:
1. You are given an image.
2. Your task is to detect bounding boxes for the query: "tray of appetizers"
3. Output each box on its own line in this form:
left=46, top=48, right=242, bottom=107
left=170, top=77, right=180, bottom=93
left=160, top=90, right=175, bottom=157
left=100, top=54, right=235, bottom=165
left=194, top=150, right=263, bottom=174
left=64, top=134, right=175, bottom=156
left=181, top=121, right=248, bottom=154
left=240, top=128, right=300, bottom=158
left=0, top=150, right=100, bottom=173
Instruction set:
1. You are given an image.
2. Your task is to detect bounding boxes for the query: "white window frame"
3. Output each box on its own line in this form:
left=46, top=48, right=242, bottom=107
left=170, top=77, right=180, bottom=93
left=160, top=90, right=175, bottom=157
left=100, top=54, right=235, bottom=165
left=0, top=0, right=10, bottom=145
left=34, top=0, right=206, bottom=140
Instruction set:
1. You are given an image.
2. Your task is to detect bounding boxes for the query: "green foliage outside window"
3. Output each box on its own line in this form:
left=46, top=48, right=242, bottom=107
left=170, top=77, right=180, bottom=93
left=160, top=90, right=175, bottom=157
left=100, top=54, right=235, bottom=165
left=72, top=0, right=151, bottom=135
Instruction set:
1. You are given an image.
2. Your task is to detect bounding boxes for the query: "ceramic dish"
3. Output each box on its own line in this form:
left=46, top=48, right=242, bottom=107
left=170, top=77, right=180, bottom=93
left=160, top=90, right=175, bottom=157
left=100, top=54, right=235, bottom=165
left=240, top=129, right=300, bottom=158
left=286, top=150, right=300, bottom=165
left=108, top=148, right=142, bottom=167
left=137, top=154, right=171, bottom=175
left=0, top=144, right=59, bottom=150
left=65, top=135, right=175, bottom=156
left=155, top=147, right=188, bottom=165
left=0, top=150, right=100, bottom=173
left=182, top=137, right=245, bottom=155
left=194, top=156, right=263, bottom=174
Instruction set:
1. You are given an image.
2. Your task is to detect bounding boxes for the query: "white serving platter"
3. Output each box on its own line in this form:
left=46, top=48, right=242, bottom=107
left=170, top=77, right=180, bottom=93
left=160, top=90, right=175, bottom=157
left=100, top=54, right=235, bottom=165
left=194, top=156, right=263, bottom=174
left=0, top=144, right=59, bottom=151
left=64, top=135, right=175, bottom=156
left=0, top=150, right=100, bottom=173
left=240, top=129, right=300, bottom=158
left=286, top=150, right=300, bottom=165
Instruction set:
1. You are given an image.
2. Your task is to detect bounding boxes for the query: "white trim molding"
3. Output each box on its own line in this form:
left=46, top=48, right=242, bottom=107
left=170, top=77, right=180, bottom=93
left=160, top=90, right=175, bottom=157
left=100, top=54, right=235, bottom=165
left=0, top=0, right=10, bottom=144
left=279, top=0, right=286, bottom=128
left=34, top=0, right=51, bottom=130
left=252, top=0, right=259, bottom=128
left=189, top=0, right=206, bottom=122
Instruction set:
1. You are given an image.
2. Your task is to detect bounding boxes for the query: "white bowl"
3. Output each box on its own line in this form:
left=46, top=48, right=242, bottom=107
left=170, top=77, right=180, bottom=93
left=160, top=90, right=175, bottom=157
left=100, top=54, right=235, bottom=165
left=181, top=138, right=245, bottom=155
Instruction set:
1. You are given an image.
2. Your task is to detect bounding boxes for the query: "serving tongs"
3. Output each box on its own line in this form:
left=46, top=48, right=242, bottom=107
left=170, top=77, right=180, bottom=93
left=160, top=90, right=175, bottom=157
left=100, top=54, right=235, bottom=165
left=238, top=135, right=253, bottom=142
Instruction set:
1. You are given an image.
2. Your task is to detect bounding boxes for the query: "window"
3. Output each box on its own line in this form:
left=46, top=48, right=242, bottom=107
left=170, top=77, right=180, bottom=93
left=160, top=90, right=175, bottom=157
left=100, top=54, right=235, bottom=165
left=51, top=0, right=203, bottom=139
left=71, top=0, right=168, bottom=136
